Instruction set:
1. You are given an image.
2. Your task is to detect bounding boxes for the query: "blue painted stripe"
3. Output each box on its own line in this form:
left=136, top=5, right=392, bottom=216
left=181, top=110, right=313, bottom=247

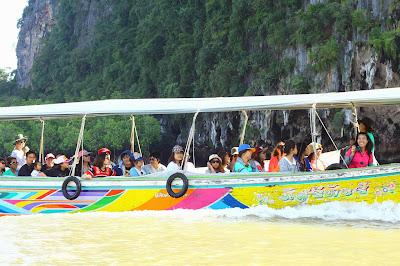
left=221, top=194, right=249, bottom=209
left=209, top=200, right=230, bottom=209
left=39, top=209, right=72, bottom=214
left=21, top=192, right=39, bottom=199
left=0, top=200, right=31, bottom=214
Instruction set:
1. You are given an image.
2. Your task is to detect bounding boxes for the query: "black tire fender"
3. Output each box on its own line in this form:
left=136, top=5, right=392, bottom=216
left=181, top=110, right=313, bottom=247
left=166, top=173, right=189, bottom=198
left=62, top=176, right=82, bottom=200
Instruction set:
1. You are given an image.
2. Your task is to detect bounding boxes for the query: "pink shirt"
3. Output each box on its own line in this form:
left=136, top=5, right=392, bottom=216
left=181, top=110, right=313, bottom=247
left=346, top=148, right=373, bottom=168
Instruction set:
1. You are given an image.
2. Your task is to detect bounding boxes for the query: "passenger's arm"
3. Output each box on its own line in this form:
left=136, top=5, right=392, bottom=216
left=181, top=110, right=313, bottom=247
left=344, top=155, right=353, bottom=166
left=38, top=172, right=47, bottom=177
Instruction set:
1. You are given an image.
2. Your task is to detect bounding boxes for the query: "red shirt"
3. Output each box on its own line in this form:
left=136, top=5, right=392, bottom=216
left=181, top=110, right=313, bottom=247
left=86, top=166, right=116, bottom=177
left=346, top=148, right=373, bottom=168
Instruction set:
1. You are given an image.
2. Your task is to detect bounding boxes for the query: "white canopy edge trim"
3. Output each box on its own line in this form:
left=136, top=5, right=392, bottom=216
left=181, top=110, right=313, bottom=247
left=0, top=88, right=399, bottom=121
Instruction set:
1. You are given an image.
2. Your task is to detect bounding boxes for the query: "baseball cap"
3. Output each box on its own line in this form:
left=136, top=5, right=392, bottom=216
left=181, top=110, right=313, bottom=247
left=54, top=156, right=71, bottom=164
left=252, top=146, right=268, bottom=156
left=208, top=154, right=222, bottom=162
left=172, top=145, right=184, bottom=153
left=78, top=150, right=92, bottom=158
left=238, top=144, right=256, bottom=153
left=131, top=152, right=145, bottom=161
left=45, top=153, right=55, bottom=160
left=231, top=147, right=239, bottom=155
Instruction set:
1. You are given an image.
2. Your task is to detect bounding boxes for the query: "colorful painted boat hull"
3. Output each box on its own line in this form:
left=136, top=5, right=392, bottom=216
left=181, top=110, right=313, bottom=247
left=0, top=165, right=399, bottom=215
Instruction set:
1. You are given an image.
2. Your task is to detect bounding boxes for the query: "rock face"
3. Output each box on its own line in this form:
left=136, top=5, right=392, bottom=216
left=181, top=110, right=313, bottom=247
left=16, top=0, right=57, bottom=88
left=15, top=0, right=400, bottom=164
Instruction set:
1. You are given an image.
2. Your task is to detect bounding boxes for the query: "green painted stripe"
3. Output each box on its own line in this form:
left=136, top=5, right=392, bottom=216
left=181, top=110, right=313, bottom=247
left=69, top=193, right=122, bottom=213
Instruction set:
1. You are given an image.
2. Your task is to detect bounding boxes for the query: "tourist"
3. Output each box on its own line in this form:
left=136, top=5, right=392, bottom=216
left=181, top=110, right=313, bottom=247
left=30, top=161, right=42, bottom=177
left=18, top=150, right=36, bottom=176
left=268, top=142, right=285, bottom=172
left=42, top=153, right=55, bottom=171
left=345, top=132, right=373, bottom=168
left=206, top=154, right=223, bottom=174
left=142, top=151, right=167, bottom=174
left=308, top=142, right=327, bottom=171
left=279, top=140, right=299, bottom=173
left=75, top=150, right=92, bottom=177
left=229, top=147, right=239, bottom=172
left=40, top=156, right=71, bottom=177
left=234, top=144, right=258, bottom=173
left=166, top=145, right=195, bottom=171
left=11, top=134, right=29, bottom=171
left=4, top=157, right=18, bottom=176
left=0, top=157, right=5, bottom=176
left=296, top=142, right=312, bottom=172
left=252, top=146, right=268, bottom=172
left=112, top=150, right=133, bottom=176
left=82, top=148, right=116, bottom=179
left=358, top=117, right=377, bottom=165
left=217, top=151, right=230, bottom=173
left=129, top=152, right=148, bottom=177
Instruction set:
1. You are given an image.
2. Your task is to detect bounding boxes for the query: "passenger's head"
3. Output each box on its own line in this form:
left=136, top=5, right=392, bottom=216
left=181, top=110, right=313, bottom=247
left=78, top=150, right=91, bottom=163
left=358, top=117, right=374, bottom=133
left=271, top=142, right=285, bottom=157
left=54, top=155, right=71, bottom=170
left=45, top=153, right=55, bottom=168
left=132, top=152, right=145, bottom=168
left=284, top=140, right=297, bottom=156
left=0, top=157, right=5, bottom=171
left=297, top=142, right=309, bottom=158
left=230, top=147, right=239, bottom=161
left=26, top=150, right=37, bottom=165
left=7, top=156, right=17, bottom=170
left=13, top=134, right=27, bottom=149
left=253, top=146, right=268, bottom=160
left=218, top=151, right=230, bottom=166
left=307, top=142, right=323, bottom=158
left=208, top=154, right=222, bottom=170
left=168, top=145, right=184, bottom=164
left=356, top=132, right=373, bottom=154
left=95, top=148, right=111, bottom=168
left=149, top=151, right=162, bottom=167
left=33, top=160, right=42, bottom=171
left=238, top=144, right=255, bottom=161
left=120, top=150, right=133, bottom=167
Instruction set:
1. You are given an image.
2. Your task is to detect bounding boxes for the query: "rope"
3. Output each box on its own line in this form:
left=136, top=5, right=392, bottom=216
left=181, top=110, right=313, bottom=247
left=182, top=111, right=199, bottom=170
left=310, top=105, right=319, bottom=171
left=39, top=118, right=45, bottom=163
left=350, top=102, right=359, bottom=137
left=130, top=115, right=142, bottom=154
left=315, top=111, right=349, bottom=168
left=239, top=110, right=248, bottom=146
left=70, top=115, right=87, bottom=176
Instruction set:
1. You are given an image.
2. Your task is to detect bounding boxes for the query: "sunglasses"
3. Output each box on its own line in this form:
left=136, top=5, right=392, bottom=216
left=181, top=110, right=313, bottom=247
left=317, top=148, right=322, bottom=151
left=0, top=161, right=5, bottom=164
left=9, top=162, right=17, bottom=165
left=210, top=160, right=220, bottom=164
left=18, top=141, right=25, bottom=144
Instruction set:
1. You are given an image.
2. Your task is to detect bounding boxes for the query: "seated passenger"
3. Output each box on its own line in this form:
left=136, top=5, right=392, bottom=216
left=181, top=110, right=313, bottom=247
left=40, top=156, right=71, bottom=177
left=234, top=144, right=258, bottom=173
left=112, top=150, right=133, bottom=176
left=358, top=117, right=377, bottom=165
left=42, top=153, right=55, bottom=171
left=268, top=142, right=285, bottom=172
left=345, top=132, right=373, bottom=168
left=252, top=146, right=268, bottom=172
left=279, top=140, right=299, bottom=173
left=4, top=157, right=18, bottom=176
left=75, top=150, right=92, bottom=177
left=11, top=134, right=29, bottom=171
left=229, top=147, right=239, bottom=172
left=166, top=145, right=195, bottom=171
left=18, top=150, right=36, bottom=176
left=142, top=151, right=167, bottom=174
left=0, top=157, right=5, bottom=176
left=206, top=154, right=223, bottom=174
left=308, top=142, right=326, bottom=171
left=296, top=142, right=312, bottom=172
left=82, top=148, right=116, bottom=179
left=129, top=152, right=148, bottom=177
left=30, top=161, right=42, bottom=177
left=218, top=151, right=230, bottom=173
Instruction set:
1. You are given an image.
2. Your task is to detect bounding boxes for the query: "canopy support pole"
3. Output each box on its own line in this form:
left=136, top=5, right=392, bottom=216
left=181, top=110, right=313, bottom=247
left=70, top=115, right=87, bottom=176
left=182, top=111, right=199, bottom=170
left=130, top=115, right=142, bottom=154
left=39, top=118, right=45, bottom=163
left=310, top=105, right=319, bottom=171
left=239, top=110, right=248, bottom=146
left=350, top=102, right=359, bottom=138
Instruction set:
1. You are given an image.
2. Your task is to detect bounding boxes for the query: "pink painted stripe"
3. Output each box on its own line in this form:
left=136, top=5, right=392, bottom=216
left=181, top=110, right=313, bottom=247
left=167, top=188, right=231, bottom=210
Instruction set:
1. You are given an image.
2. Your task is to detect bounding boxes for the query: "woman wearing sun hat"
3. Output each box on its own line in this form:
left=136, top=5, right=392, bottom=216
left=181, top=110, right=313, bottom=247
left=82, top=148, right=116, bottom=179
left=234, top=144, right=259, bottom=173
left=205, top=154, right=223, bottom=174
left=10, top=134, right=29, bottom=171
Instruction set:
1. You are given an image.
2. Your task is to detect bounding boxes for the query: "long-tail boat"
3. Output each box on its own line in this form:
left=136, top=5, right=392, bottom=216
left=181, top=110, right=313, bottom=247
left=0, top=88, right=399, bottom=215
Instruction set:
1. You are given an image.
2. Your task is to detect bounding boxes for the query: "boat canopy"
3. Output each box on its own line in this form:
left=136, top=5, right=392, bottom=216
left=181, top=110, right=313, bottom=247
left=1, top=88, right=399, bottom=120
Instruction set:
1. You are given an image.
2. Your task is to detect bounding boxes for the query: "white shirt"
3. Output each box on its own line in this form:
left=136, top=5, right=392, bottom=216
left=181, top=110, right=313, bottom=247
left=166, top=161, right=195, bottom=172
left=11, top=148, right=26, bottom=170
left=142, top=163, right=167, bottom=174
left=31, top=169, right=40, bottom=177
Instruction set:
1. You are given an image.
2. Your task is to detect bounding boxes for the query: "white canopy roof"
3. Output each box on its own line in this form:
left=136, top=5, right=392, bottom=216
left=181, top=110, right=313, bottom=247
left=1, top=88, right=399, bottom=120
